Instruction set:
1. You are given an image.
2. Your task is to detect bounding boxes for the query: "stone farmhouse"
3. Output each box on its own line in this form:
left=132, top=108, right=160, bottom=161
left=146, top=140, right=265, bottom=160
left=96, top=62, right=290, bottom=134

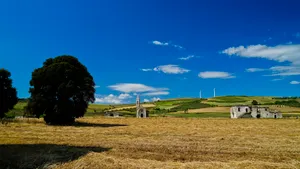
left=230, top=105, right=282, bottom=119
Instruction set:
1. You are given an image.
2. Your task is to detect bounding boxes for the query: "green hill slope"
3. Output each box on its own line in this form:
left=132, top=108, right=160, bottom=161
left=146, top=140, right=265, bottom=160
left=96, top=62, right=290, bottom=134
left=5, top=96, right=300, bottom=118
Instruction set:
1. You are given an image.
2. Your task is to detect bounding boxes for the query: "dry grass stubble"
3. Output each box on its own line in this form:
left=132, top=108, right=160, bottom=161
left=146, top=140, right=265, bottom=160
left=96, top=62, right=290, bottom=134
left=0, top=117, right=300, bottom=168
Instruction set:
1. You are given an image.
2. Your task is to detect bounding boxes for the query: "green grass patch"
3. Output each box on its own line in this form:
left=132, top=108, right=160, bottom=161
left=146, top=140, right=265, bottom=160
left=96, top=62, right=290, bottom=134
left=169, top=100, right=213, bottom=112
left=283, top=113, right=300, bottom=118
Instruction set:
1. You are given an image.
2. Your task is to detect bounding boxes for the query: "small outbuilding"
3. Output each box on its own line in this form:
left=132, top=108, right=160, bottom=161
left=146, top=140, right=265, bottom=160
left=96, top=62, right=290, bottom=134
left=104, top=112, right=122, bottom=117
left=230, top=105, right=282, bottom=119
left=136, top=95, right=148, bottom=118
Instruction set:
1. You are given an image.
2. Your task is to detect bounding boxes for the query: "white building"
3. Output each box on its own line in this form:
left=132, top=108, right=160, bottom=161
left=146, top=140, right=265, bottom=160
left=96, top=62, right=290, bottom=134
left=230, top=106, right=282, bottom=119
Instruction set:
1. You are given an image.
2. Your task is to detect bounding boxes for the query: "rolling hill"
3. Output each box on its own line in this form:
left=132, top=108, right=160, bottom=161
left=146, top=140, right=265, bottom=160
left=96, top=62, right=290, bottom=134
left=5, top=96, right=300, bottom=118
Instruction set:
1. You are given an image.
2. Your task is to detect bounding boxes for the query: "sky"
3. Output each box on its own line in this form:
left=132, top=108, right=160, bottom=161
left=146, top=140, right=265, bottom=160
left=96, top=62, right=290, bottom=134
left=0, top=0, right=300, bottom=104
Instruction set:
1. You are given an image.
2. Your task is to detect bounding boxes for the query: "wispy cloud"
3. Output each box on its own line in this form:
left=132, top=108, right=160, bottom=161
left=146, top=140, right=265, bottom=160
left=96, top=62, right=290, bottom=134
left=151, top=97, right=161, bottom=101
left=108, top=83, right=169, bottom=94
left=178, top=55, right=194, bottom=60
left=177, top=77, right=187, bottom=80
left=267, top=66, right=300, bottom=76
left=95, top=93, right=132, bottom=104
left=143, top=97, right=161, bottom=102
left=142, top=91, right=169, bottom=96
left=152, top=40, right=169, bottom=46
left=141, top=68, right=152, bottom=72
left=172, top=44, right=184, bottom=49
left=154, top=65, right=190, bottom=74
left=141, top=65, right=190, bottom=74
left=222, top=44, right=300, bottom=76
left=295, top=32, right=300, bottom=38
left=94, top=85, right=100, bottom=88
left=246, top=68, right=266, bottom=72
left=151, top=40, right=184, bottom=49
left=290, top=81, right=300, bottom=85
left=198, top=71, right=235, bottom=79
left=222, top=44, right=300, bottom=65
left=271, top=78, right=284, bottom=81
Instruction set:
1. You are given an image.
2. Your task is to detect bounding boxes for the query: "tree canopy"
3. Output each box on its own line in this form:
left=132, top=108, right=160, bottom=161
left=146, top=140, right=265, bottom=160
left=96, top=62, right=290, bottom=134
left=252, top=100, right=259, bottom=105
left=0, top=68, right=18, bottom=118
left=26, top=55, right=95, bottom=124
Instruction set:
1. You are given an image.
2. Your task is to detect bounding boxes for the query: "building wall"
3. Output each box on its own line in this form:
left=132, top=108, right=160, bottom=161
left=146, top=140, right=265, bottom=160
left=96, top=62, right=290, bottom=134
left=136, top=108, right=147, bottom=118
left=230, top=106, right=251, bottom=118
left=231, top=106, right=282, bottom=119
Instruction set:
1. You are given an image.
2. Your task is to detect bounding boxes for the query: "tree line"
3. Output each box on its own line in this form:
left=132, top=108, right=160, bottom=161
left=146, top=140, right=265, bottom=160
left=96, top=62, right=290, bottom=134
left=0, top=55, right=96, bottom=125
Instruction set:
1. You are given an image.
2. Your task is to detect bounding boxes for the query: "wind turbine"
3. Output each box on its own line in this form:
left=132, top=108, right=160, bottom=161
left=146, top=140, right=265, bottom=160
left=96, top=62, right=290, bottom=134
left=199, top=90, right=202, bottom=99
left=213, top=88, right=216, bottom=97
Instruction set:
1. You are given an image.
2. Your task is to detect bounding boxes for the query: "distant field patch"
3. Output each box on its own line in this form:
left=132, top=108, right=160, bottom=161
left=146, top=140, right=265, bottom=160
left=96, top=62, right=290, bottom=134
left=167, top=112, right=229, bottom=118
left=186, top=107, right=230, bottom=113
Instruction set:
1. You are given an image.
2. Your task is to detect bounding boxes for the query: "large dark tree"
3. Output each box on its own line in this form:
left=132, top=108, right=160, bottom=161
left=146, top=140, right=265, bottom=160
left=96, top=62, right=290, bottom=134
left=0, top=69, right=18, bottom=118
left=26, top=55, right=95, bottom=124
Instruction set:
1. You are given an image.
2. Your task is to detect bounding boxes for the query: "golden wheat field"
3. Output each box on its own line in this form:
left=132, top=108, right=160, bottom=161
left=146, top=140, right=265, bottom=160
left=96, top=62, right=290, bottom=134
left=1, top=117, right=300, bottom=169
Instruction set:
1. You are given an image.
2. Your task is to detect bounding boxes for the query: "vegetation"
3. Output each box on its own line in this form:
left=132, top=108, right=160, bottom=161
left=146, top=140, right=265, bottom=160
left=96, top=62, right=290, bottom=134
left=26, top=55, right=95, bottom=125
left=274, top=100, right=300, bottom=107
left=1, top=117, right=300, bottom=168
left=0, top=69, right=18, bottom=118
left=154, top=98, right=203, bottom=109
left=169, top=100, right=212, bottom=112
left=202, top=96, right=300, bottom=107
left=272, top=97, right=300, bottom=99
left=252, top=100, right=258, bottom=105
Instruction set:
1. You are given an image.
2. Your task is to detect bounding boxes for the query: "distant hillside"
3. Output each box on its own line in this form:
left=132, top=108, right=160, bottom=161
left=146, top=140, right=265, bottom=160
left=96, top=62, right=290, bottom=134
left=6, top=95, right=300, bottom=118
left=203, top=96, right=300, bottom=106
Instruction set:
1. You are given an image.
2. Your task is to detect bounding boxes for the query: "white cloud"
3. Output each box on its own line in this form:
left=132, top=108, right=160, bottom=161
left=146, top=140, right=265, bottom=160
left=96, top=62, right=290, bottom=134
left=95, top=93, right=132, bottom=104
left=142, top=91, right=169, bottom=96
left=151, top=40, right=184, bottom=49
left=267, top=66, right=300, bottom=76
left=94, top=85, right=100, bottom=88
left=152, top=97, right=161, bottom=102
left=152, top=40, right=169, bottom=46
left=173, top=44, right=184, bottom=49
left=153, top=65, right=190, bottom=74
left=222, top=44, right=300, bottom=65
left=141, top=68, right=153, bottom=72
left=143, top=99, right=150, bottom=102
left=198, top=71, right=235, bottom=79
left=108, top=83, right=168, bottom=93
left=271, top=78, right=284, bottom=81
left=118, top=93, right=132, bottom=99
left=141, top=65, right=190, bottom=74
left=290, top=81, right=300, bottom=85
left=178, top=55, right=194, bottom=60
left=222, top=44, right=300, bottom=76
left=246, top=68, right=266, bottom=72
left=177, top=77, right=187, bottom=80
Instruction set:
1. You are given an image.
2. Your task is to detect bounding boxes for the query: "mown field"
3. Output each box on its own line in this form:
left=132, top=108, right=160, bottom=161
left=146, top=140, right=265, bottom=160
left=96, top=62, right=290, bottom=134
left=1, top=117, right=300, bottom=169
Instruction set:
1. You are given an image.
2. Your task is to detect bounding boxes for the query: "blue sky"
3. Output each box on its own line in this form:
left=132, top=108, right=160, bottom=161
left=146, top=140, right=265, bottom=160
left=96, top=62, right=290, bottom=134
left=0, top=0, right=300, bottom=104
